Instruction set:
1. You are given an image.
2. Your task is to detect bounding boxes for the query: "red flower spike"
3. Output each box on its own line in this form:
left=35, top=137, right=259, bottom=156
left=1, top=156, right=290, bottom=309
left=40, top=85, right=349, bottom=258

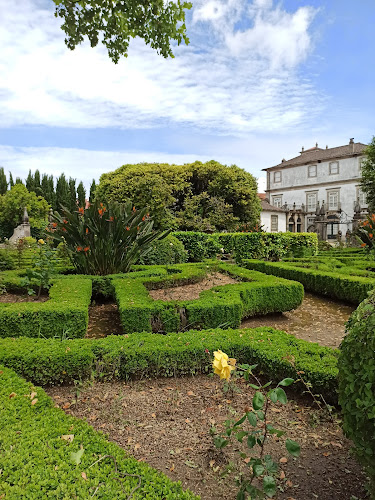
left=78, top=207, right=84, bottom=215
left=63, top=219, right=68, bottom=224
left=100, top=203, right=104, bottom=207
left=52, top=222, right=58, bottom=228
left=109, top=216, right=114, bottom=222
left=137, top=226, right=140, bottom=231
left=77, top=246, right=83, bottom=252
left=86, top=228, right=89, bottom=234
left=126, top=226, right=130, bottom=231
left=142, top=216, right=145, bottom=221
left=83, top=246, right=90, bottom=252
left=98, top=209, right=103, bottom=216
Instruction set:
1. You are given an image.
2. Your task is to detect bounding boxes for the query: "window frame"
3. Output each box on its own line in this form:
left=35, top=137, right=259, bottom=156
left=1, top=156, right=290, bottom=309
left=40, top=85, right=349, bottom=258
left=306, top=191, right=318, bottom=212
left=272, top=195, right=282, bottom=208
left=308, top=164, right=317, bottom=178
left=271, top=214, right=278, bottom=232
left=356, top=187, right=367, bottom=208
left=329, top=161, right=339, bottom=175
left=273, top=171, right=282, bottom=183
left=327, top=189, right=340, bottom=211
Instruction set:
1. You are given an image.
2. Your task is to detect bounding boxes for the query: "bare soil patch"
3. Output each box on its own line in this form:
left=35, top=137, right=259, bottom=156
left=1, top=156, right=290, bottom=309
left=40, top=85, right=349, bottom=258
left=86, top=301, right=124, bottom=338
left=0, top=292, right=49, bottom=303
left=241, top=293, right=355, bottom=349
left=149, top=272, right=238, bottom=301
left=47, top=375, right=366, bottom=500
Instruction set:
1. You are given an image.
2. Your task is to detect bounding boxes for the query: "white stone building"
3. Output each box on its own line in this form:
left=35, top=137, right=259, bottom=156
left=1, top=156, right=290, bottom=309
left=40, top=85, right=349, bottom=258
left=258, top=194, right=287, bottom=232
left=263, top=139, right=367, bottom=240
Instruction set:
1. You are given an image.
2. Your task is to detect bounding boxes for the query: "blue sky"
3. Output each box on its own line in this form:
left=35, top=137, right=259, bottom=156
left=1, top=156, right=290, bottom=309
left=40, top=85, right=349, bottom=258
left=0, top=0, right=374, bottom=193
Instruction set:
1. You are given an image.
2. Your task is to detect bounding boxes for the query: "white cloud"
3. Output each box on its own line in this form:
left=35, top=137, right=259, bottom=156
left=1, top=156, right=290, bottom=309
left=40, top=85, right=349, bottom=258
left=0, top=0, right=321, bottom=134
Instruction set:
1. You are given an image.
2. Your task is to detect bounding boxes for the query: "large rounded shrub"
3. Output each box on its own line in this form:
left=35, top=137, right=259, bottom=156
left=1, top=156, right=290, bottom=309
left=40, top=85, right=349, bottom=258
left=139, top=235, right=188, bottom=265
left=339, top=289, right=375, bottom=496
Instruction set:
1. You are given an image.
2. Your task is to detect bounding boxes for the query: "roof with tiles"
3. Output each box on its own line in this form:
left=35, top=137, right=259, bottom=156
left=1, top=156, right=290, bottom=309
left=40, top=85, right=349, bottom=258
left=263, top=139, right=367, bottom=171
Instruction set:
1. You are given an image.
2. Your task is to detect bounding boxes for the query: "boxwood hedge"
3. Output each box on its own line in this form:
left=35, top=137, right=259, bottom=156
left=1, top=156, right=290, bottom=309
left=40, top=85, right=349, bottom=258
left=243, top=259, right=375, bottom=304
left=0, top=365, right=198, bottom=499
left=0, top=327, right=338, bottom=401
left=113, top=263, right=303, bottom=333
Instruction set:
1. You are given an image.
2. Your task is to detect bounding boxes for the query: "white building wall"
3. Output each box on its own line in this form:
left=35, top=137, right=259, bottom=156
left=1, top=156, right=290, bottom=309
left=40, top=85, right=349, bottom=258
left=261, top=211, right=287, bottom=232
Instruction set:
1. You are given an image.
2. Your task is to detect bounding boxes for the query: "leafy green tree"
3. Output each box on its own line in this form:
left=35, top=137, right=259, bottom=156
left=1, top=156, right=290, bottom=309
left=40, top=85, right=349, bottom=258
left=15, top=177, right=23, bottom=185
left=33, top=170, right=43, bottom=197
left=77, top=181, right=86, bottom=208
left=56, top=174, right=70, bottom=210
left=53, top=0, right=192, bottom=64
left=0, top=184, right=50, bottom=229
left=96, top=161, right=261, bottom=231
left=89, top=179, right=97, bottom=203
left=361, top=136, right=375, bottom=213
left=8, top=172, right=14, bottom=188
left=0, top=168, right=7, bottom=195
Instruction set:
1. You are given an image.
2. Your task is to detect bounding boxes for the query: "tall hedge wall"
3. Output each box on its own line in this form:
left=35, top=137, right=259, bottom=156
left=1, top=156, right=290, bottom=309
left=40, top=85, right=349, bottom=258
left=172, top=232, right=318, bottom=262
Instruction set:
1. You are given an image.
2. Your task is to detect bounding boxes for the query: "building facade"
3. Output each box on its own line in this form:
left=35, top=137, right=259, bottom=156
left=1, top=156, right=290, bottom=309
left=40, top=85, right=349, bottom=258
left=263, top=139, right=368, bottom=240
left=258, top=195, right=287, bottom=232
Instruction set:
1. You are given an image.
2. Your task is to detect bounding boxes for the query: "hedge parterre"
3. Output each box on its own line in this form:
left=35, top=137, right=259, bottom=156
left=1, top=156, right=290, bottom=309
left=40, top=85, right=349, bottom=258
left=242, top=259, right=375, bottom=304
left=0, top=365, right=198, bottom=499
left=0, top=327, right=338, bottom=401
left=113, top=263, right=304, bottom=333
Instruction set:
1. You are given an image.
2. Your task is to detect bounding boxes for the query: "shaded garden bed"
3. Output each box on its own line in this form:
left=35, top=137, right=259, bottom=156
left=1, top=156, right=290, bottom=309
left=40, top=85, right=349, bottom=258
left=47, top=374, right=367, bottom=500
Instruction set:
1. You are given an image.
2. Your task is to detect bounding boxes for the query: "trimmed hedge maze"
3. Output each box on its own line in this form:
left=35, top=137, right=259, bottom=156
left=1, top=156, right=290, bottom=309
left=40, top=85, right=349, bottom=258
left=243, top=259, right=375, bottom=304
left=0, top=365, right=198, bottom=499
left=0, top=263, right=303, bottom=337
left=0, top=327, right=338, bottom=400
left=113, top=263, right=304, bottom=333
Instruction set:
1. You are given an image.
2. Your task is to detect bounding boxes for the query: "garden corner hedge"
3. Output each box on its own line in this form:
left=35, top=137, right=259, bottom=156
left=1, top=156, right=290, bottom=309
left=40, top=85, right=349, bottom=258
left=0, top=365, right=198, bottom=499
left=0, top=277, right=92, bottom=339
left=242, top=259, right=375, bottom=304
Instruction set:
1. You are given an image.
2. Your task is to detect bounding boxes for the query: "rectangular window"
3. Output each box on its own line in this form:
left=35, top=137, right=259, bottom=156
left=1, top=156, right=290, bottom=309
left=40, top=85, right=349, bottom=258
left=357, top=188, right=367, bottom=207
left=308, top=165, right=317, bottom=177
left=328, top=191, right=339, bottom=210
left=273, top=171, right=281, bottom=183
left=272, top=196, right=282, bottom=208
left=271, top=215, right=278, bottom=232
left=306, top=193, right=317, bottom=212
left=329, top=161, right=339, bottom=175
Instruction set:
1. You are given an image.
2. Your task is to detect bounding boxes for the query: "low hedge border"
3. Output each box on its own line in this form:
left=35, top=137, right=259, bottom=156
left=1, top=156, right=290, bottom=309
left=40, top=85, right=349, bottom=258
left=0, top=365, right=198, bottom=499
left=242, top=259, right=375, bottom=304
left=113, top=263, right=304, bottom=333
left=0, top=278, right=92, bottom=338
left=0, top=327, right=338, bottom=400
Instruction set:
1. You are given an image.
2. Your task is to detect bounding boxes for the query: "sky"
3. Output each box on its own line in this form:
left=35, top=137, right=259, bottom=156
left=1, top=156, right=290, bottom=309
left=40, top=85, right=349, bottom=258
left=0, top=0, right=374, bottom=194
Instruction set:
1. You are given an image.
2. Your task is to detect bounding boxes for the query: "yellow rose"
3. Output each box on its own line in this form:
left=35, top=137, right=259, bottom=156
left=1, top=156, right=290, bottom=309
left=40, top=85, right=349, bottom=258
left=38, top=239, right=45, bottom=245
left=212, top=350, right=236, bottom=381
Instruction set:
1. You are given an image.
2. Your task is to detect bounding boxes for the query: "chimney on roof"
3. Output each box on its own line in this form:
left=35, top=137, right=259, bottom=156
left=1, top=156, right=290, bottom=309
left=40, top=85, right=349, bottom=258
left=326, top=145, right=328, bottom=149
left=349, top=137, right=354, bottom=152
left=315, top=142, right=318, bottom=148
left=300, top=147, right=304, bottom=154
left=281, top=158, right=285, bottom=163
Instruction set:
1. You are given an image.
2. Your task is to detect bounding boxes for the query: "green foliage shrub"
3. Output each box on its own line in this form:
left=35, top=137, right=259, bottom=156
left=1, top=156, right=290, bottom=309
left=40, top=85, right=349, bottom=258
left=139, top=234, right=188, bottom=265
left=0, top=249, right=15, bottom=271
left=339, top=289, right=375, bottom=497
left=0, top=365, right=198, bottom=499
left=244, top=259, right=374, bottom=304
left=172, top=231, right=318, bottom=262
left=0, top=327, right=338, bottom=401
left=0, top=278, right=92, bottom=338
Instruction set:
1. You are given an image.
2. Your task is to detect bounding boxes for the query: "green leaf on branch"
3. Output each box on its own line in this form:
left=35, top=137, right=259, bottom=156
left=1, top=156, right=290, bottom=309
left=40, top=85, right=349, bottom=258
left=236, top=430, right=248, bottom=443
left=247, top=435, right=256, bottom=449
left=252, top=391, right=265, bottom=410
left=253, top=464, right=265, bottom=477
left=247, top=412, right=257, bottom=426
left=269, top=389, right=278, bottom=403
left=263, top=476, right=276, bottom=497
left=279, top=378, right=294, bottom=387
left=214, top=437, right=228, bottom=449
left=275, top=387, right=287, bottom=404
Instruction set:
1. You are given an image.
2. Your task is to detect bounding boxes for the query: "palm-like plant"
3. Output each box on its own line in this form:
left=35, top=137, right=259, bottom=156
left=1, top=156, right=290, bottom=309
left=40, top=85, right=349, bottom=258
left=48, top=200, right=168, bottom=275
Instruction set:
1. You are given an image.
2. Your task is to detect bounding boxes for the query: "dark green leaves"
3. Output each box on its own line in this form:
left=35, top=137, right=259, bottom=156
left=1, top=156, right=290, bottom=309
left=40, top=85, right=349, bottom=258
left=263, top=476, right=276, bottom=497
left=275, top=388, right=287, bottom=404
left=279, top=378, right=294, bottom=387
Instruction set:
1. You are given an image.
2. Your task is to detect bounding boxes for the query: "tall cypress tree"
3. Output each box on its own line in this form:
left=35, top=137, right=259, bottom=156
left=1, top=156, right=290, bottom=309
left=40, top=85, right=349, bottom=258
left=48, top=176, right=56, bottom=210
left=33, top=170, right=43, bottom=196
left=69, top=177, right=77, bottom=211
left=77, top=181, right=86, bottom=208
left=25, top=170, right=34, bottom=192
left=8, top=172, right=14, bottom=188
left=0, top=167, right=7, bottom=195
left=56, top=174, right=70, bottom=211
left=15, top=177, right=23, bottom=185
left=89, top=179, right=97, bottom=203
